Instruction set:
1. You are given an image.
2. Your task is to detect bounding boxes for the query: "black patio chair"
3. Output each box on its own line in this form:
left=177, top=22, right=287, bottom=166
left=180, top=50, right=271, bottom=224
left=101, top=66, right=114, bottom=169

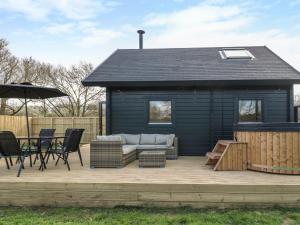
left=33, top=128, right=56, bottom=165
left=58, top=128, right=84, bottom=167
left=0, top=131, right=33, bottom=177
left=45, top=128, right=72, bottom=164
left=46, top=129, right=84, bottom=170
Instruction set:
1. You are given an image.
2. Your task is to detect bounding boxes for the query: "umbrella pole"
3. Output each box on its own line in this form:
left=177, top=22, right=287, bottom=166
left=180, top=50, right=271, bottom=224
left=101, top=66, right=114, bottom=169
left=24, top=96, right=34, bottom=168
left=24, top=96, right=30, bottom=147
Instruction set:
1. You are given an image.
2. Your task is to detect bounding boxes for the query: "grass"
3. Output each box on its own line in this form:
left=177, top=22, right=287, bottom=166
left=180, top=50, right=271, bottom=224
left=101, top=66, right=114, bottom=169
left=0, top=207, right=300, bottom=225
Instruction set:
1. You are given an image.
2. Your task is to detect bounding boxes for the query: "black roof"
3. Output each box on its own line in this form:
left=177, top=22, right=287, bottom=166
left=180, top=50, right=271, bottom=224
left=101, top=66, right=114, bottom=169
left=82, top=46, right=300, bottom=87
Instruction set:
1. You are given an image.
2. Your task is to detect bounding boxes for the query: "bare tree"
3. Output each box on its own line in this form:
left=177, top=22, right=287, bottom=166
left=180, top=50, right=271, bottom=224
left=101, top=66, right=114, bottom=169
left=0, top=38, right=104, bottom=117
left=0, top=39, right=10, bottom=66
left=0, top=39, right=21, bottom=114
left=45, top=62, right=104, bottom=117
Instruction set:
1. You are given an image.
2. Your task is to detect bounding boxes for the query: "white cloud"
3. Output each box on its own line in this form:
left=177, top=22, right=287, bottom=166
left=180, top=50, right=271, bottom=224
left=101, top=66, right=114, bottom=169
left=52, top=0, right=110, bottom=21
left=0, top=0, right=120, bottom=21
left=43, top=23, right=75, bottom=35
left=75, top=28, right=123, bottom=47
left=68, top=21, right=124, bottom=47
left=120, top=24, right=137, bottom=33
left=145, top=4, right=242, bottom=27
left=0, top=0, right=49, bottom=20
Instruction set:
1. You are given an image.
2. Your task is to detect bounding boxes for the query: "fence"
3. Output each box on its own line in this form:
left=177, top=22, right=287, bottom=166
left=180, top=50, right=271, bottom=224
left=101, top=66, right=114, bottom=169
left=0, top=116, right=102, bottom=144
left=0, top=115, right=32, bottom=137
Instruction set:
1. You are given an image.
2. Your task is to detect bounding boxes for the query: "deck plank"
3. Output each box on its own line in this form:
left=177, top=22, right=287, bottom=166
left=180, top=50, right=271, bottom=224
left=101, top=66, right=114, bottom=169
left=1, top=145, right=300, bottom=208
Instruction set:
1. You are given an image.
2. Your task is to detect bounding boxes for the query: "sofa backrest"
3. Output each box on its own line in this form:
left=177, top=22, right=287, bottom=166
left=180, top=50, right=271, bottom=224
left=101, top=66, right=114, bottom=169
left=100, top=133, right=176, bottom=146
left=140, top=134, right=156, bottom=145
left=96, top=135, right=122, bottom=142
left=120, top=134, right=140, bottom=145
left=155, top=134, right=175, bottom=146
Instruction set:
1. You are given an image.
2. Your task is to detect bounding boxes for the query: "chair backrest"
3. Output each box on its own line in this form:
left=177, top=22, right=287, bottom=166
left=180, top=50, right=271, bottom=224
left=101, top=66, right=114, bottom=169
left=64, top=129, right=85, bottom=153
left=62, top=128, right=74, bottom=147
left=74, top=129, right=84, bottom=150
left=0, top=131, right=21, bottom=156
left=39, top=128, right=55, bottom=138
left=39, top=128, right=56, bottom=148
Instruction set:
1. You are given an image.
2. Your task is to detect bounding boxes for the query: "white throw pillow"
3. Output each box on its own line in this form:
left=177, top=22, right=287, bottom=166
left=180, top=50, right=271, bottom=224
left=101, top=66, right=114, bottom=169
left=155, top=134, right=168, bottom=145
left=166, top=134, right=175, bottom=147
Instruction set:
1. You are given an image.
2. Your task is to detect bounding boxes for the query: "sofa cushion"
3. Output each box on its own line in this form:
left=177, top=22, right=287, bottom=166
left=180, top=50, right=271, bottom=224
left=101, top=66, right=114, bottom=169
left=114, top=134, right=126, bottom=144
left=122, top=145, right=137, bottom=155
left=155, top=134, right=168, bottom=145
left=155, top=134, right=175, bottom=146
left=96, top=135, right=122, bottom=142
left=140, top=134, right=156, bottom=145
left=136, top=145, right=170, bottom=150
left=166, top=134, right=175, bottom=147
left=122, top=134, right=140, bottom=145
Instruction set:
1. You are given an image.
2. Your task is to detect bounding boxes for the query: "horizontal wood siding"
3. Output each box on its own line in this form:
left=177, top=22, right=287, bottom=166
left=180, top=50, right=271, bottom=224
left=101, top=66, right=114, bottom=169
left=110, top=87, right=289, bottom=156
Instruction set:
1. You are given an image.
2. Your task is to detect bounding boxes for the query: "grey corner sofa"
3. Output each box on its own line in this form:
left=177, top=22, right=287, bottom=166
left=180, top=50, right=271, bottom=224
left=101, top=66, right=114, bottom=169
left=90, top=133, right=178, bottom=168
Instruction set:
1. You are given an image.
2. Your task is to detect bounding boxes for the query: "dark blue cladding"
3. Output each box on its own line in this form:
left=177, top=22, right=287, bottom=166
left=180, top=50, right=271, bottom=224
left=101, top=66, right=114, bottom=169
left=108, top=87, right=290, bottom=156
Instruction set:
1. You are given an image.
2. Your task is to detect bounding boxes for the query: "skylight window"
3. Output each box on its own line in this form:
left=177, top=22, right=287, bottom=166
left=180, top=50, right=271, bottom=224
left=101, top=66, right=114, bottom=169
left=219, top=48, right=255, bottom=59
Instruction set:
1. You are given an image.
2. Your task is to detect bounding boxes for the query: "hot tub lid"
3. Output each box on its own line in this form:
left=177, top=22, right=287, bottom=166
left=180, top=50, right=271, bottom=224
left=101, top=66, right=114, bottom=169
left=233, top=122, right=300, bottom=131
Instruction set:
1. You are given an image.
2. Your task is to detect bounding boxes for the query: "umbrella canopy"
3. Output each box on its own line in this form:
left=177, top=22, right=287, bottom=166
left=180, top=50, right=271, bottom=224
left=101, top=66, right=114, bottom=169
left=0, top=82, right=67, bottom=99
left=0, top=82, right=68, bottom=147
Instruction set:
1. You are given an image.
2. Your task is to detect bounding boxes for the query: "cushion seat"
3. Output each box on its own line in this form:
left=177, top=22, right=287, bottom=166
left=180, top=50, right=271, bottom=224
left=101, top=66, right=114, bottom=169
left=122, top=145, right=137, bottom=154
left=21, top=146, right=39, bottom=152
left=47, top=146, right=65, bottom=154
left=136, top=145, right=172, bottom=150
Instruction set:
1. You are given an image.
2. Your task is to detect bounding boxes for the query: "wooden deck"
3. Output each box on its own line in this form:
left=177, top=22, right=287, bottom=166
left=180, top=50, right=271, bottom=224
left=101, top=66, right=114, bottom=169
left=1, top=145, right=300, bottom=208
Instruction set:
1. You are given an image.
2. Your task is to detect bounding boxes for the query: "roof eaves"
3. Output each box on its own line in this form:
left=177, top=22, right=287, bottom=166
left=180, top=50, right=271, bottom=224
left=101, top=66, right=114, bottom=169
left=264, top=45, right=300, bottom=76
left=82, top=79, right=300, bottom=87
left=81, top=49, right=119, bottom=86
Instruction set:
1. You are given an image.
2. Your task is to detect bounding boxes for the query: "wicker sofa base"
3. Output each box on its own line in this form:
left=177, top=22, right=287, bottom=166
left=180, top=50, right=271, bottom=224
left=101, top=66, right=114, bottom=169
left=137, top=148, right=177, bottom=160
left=90, top=140, right=137, bottom=168
left=90, top=150, right=136, bottom=168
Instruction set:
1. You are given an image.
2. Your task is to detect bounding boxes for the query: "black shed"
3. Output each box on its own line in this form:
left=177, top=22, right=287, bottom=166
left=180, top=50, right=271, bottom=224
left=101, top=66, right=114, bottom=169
left=82, top=45, right=300, bottom=156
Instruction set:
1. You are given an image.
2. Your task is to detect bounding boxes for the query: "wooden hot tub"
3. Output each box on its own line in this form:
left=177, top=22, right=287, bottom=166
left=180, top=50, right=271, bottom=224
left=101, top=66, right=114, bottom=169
left=234, top=123, right=300, bottom=175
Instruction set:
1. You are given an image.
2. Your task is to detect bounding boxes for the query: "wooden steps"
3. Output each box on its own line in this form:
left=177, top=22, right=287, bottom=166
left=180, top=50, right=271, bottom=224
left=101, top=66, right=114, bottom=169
left=206, top=140, right=248, bottom=171
left=206, top=152, right=222, bottom=160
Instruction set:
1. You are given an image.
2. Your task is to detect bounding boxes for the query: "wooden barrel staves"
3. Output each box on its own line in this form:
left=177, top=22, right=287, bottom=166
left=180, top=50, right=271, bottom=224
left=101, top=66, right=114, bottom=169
left=234, top=123, right=300, bottom=175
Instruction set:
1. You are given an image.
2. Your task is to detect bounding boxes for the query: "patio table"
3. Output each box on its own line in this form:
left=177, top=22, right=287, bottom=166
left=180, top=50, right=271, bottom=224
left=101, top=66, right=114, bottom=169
left=16, top=135, right=67, bottom=170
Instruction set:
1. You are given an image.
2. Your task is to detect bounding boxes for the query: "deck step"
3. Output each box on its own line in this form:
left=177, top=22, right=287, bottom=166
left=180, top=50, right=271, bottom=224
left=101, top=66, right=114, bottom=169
left=218, top=140, right=232, bottom=146
left=206, top=152, right=222, bottom=160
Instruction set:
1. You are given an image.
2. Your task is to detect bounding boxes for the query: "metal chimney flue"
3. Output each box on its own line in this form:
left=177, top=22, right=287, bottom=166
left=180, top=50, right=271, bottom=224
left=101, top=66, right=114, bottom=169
left=137, top=30, right=145, bottom=49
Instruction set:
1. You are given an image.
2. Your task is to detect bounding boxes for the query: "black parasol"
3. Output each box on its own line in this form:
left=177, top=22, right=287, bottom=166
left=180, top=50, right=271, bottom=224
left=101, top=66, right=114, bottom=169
left=0, top=82, right=68, bottom=145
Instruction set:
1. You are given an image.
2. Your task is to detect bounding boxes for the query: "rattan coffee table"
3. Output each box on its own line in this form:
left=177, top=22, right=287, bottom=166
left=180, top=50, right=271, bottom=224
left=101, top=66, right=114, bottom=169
left=139, top=150, right=166, bottom=168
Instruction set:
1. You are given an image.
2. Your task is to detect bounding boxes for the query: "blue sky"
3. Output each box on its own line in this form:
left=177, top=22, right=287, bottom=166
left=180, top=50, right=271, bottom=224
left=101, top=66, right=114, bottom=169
left=0, top=0, right=300, bottom=80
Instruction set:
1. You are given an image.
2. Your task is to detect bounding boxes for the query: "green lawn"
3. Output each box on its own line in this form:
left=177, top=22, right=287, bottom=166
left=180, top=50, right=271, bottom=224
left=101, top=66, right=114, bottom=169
left=0, top=207, right=299, bottom=225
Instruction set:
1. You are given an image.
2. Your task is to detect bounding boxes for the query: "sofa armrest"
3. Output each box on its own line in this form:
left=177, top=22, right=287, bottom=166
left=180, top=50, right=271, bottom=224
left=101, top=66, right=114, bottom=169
left=90, top=140, right=123, bottom=157
left=173, top=137, right=178, bottom=157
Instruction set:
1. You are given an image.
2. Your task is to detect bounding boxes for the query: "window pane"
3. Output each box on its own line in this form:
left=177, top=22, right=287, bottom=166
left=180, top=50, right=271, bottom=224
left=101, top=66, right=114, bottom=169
left=149, top=101, right=171, bottom=123
left=222, top=49, right=254, bottom=59
left=256, top=100, right=262, bottom=121
left=239, top=100, right=262, bottom=122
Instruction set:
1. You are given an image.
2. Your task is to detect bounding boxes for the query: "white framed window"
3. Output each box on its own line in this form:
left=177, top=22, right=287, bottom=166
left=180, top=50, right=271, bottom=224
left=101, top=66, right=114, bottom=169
left=239, top=100, right=262, bottom=122
left=220, top=48, right=255, bottom=59
left=149, top=101, right=172, bottom=124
